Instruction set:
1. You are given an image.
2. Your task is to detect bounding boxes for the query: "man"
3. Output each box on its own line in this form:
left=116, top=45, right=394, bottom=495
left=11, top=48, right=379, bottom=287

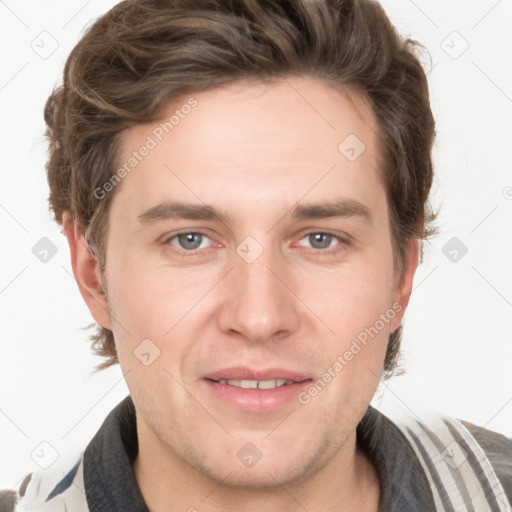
left=4, top=0, right=511, bottom=510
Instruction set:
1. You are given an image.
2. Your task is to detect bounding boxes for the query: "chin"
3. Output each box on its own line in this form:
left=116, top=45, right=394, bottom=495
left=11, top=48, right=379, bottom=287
left=187, top=440, right=328, bottom=493
left=201, top=460, right=311, bottom=491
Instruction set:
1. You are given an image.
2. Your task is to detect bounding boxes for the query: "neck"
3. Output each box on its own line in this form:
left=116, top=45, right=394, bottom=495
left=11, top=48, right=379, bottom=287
left=132, top=417, right=380, bottom=512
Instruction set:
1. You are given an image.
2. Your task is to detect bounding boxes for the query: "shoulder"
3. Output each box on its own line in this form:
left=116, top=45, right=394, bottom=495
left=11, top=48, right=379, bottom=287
left=391, top=409, right=512, bottom=510
left=4, top=451, right=88, bottom=512
left=0, top=473, right=33, bottom=512
left=460, top=420, right=512, bottom=506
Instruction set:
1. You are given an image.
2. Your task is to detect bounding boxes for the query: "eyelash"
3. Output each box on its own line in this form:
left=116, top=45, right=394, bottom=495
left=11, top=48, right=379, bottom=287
left=162, top=230, right=349, bottom=257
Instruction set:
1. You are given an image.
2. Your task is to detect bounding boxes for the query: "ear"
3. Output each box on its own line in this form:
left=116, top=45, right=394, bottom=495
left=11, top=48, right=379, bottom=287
left=62, top=212, right=112, bottom=330
left=388, top=239, right=419, bottom=333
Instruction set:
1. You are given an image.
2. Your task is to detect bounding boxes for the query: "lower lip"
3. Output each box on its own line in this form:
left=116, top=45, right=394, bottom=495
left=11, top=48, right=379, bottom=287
left=203, top=379, right=313, bottom=413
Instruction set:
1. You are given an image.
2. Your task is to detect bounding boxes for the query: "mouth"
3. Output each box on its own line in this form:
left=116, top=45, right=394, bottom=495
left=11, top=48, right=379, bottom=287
left=211, top=378, right=295, bottom=389
left=202, top=367, right=313, bottom=412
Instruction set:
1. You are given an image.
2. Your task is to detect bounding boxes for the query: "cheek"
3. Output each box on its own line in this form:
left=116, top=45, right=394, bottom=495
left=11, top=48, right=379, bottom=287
left=298, top=257, right=395, bottom=338
left=296, top=253, right=395, bottom=396
left=105, top=251, right=205, bottom=337
left=301, top=270, right=393, bottom=413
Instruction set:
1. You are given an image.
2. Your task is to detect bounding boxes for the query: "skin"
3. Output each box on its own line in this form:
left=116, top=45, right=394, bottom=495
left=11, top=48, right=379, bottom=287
left=64, top=76, right=418, bottom=511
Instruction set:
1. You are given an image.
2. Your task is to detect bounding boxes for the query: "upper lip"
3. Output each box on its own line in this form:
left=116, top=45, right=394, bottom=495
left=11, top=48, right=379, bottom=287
left=203, top=367, right=312, bottom=383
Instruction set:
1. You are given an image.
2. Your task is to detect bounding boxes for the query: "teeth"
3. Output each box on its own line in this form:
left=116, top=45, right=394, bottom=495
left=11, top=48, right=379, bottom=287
left=258, top=379, right=286, bottom=389
left=218, top=379, right=291, bottom=389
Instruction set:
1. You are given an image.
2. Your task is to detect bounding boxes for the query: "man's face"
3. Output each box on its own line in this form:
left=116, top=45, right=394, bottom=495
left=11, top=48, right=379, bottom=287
left=98, top=77, right=413, bottom=488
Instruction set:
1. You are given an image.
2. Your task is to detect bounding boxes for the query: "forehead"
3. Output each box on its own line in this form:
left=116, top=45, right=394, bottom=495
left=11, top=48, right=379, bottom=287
left=112, top=77, right=384, bottom=220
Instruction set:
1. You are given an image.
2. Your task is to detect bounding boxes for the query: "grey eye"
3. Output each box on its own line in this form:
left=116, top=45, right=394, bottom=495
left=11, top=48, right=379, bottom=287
left=176, top=233, right=204, bottom=250
left=308, top=233, right=333, bottom=249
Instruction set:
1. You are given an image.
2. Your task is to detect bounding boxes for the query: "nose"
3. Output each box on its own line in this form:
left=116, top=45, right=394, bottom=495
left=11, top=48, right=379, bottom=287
left=217, top=241, right=301, bottom=344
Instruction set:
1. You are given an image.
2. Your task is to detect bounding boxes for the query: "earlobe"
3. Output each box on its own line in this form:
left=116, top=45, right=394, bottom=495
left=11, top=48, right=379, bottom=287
left=62, top=212, right=112, bottom=330
left=389, top=239, right=420, bottom=332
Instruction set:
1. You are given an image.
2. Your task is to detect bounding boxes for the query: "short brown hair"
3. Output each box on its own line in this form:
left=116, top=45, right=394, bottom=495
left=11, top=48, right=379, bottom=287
left=44, top=0, right=436, bottom=375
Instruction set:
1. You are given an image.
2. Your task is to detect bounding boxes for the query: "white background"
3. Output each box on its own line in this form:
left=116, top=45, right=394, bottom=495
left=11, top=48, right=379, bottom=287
left=1, top=0, right=511, bottom=490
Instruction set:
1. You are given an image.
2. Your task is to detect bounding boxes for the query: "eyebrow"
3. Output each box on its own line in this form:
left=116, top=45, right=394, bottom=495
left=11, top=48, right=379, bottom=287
left=137, top=199, right=372, bottom=225
left=290, top=199, right=372, bottom=223
left=138, top=202, right=231, bottom=224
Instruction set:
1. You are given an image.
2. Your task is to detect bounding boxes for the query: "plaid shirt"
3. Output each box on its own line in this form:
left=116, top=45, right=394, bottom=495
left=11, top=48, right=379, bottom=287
left=10, top=395, right=512, bottom=511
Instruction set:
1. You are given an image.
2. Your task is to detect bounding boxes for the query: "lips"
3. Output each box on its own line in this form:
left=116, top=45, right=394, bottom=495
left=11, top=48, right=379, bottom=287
left=203, top=367, right=311, bottom=383
left=217, top=379, right=292, bottom=390
left=202, top=367, right=313, bottom=412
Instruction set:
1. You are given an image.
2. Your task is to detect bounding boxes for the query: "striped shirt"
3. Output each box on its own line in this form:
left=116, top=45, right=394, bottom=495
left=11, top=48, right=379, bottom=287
left=9, top=395, right=512, bottom=511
